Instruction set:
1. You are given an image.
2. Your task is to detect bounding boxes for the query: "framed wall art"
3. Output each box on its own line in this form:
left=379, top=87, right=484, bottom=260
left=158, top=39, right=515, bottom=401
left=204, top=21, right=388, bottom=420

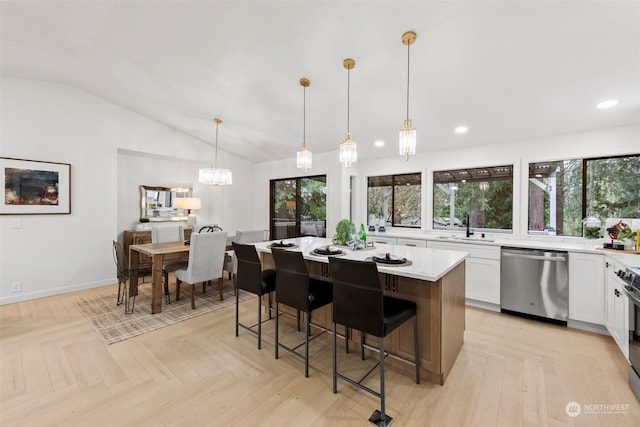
left=1, top=157, right=71, bottom=215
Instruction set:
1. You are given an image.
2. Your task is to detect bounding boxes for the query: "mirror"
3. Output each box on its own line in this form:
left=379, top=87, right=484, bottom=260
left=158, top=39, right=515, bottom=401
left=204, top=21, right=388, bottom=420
left=139, top=185, right=192, bottom=222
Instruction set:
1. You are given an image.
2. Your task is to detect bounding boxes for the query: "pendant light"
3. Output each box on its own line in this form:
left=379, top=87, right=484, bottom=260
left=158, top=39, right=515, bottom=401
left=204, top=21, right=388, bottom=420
left=296, top=78, right=312, bottom=172
left=399, top=31, right=417, bottom=161
left=199, top=118, right=233, bottom=185
left=339, top=58, right=357, bottom=168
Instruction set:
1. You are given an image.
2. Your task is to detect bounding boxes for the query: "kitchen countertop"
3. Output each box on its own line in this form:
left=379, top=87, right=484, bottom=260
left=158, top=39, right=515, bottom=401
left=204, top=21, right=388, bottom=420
left=254, top=236, right=468, bottom=282
left=365, top=229, right=639, bottom=257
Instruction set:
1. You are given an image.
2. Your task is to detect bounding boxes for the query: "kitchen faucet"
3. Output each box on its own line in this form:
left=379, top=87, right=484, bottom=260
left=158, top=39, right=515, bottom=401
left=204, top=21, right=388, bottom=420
left=464, top=212, right=474, bottom=238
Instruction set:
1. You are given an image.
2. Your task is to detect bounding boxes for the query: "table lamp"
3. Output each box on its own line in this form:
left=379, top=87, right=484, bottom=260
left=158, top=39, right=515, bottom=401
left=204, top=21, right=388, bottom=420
left=173, top=197, right=201, bottom=228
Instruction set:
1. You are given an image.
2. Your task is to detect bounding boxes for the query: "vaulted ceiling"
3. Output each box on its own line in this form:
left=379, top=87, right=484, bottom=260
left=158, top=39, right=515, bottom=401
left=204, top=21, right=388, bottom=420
left=2, top=1, right=639, bottom=163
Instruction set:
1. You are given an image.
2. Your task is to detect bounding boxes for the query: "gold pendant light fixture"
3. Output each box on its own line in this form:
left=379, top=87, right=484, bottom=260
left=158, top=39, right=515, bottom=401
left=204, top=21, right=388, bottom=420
left=198, top=117, right=233, bottom=186
left=339, top=58, right=357, bottom=168
left=296, top=78, right=312, bottom=173
left=399, top=30, right=417, bottom=161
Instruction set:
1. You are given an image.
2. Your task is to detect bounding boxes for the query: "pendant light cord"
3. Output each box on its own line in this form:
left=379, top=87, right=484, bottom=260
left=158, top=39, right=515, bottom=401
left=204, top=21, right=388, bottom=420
left=214, top=121, right=219, bottom=168
left=406, top=41, right=411, bottom=121
left=303, top=85, right=306, bottom=144
left=347, top=67, right=351, bottom=134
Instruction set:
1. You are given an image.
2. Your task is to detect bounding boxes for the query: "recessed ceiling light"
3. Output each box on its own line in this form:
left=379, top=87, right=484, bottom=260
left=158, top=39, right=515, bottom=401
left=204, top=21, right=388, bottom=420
left=374, top=140, right=384, bottom=147
left=535, top=173, right=543, bottom=178
left=455, top=126, right=468, bottom=134
left=597, top=99, right=618, bottom=109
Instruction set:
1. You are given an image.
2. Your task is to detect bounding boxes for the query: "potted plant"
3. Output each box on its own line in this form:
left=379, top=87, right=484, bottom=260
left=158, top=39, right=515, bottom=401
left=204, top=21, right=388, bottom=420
left=333, top=219, right=355, bottom=246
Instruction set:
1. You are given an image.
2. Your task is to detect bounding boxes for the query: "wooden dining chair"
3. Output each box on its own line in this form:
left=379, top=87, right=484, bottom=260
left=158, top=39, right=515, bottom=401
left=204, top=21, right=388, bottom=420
left=175, top=231, right=227, bottom=309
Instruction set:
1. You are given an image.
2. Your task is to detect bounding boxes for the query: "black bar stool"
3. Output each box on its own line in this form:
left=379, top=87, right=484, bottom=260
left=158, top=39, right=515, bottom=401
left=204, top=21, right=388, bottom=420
left=232, top=242, right=276, bottom=350
left=328, top=257, right=420, bottom=427
left=272, top=249, right=333, bottom=377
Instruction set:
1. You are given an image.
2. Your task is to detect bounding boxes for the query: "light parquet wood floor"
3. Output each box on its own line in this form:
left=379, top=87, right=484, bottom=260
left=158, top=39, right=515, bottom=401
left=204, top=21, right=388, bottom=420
left=2, top=283, right=640, bottom=426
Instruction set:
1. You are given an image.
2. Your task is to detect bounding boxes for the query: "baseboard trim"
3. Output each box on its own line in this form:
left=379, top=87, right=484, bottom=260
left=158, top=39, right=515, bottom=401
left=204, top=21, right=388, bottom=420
left=567, top=319, right=609, bottom=336
left=465, top=298, right=501, bottom=312
left=0, top=278, right=116, bottom=305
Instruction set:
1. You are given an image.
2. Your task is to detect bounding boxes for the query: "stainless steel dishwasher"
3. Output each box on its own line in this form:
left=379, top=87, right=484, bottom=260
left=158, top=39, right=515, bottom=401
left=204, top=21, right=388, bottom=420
left=500, top=247, right=569, bottom=325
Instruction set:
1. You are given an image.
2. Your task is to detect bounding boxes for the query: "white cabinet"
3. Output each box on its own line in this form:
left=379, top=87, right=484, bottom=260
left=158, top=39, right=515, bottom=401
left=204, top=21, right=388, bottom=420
left=396, top=237, right=427, bottom=248
left=428, top=241, right=500, bottom=307
left=568, top=253, right=605, bottom=325
left=605, top=259, right=629, bottom=359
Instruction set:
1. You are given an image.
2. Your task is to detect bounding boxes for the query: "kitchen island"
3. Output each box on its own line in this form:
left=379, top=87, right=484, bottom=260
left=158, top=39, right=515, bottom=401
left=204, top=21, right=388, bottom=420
left=254, top=237, right=468, bottom=385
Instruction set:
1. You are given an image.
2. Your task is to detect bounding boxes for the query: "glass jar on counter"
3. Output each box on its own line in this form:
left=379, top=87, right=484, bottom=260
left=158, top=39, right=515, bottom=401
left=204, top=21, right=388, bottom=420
left=582, top=215, right=602, bottom=240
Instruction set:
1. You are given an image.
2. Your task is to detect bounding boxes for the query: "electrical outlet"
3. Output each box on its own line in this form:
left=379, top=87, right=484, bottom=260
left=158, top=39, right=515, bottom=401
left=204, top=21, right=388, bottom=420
left=11, top=281, right=21, bottom=292
left=11, top=218, right=22, bottom=229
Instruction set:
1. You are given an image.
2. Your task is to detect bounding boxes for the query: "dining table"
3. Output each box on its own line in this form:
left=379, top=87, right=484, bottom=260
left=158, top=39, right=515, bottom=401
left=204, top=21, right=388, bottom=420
left=129, top=241, right=190, bottom=314
left=129, top=236, right=236, bottom=314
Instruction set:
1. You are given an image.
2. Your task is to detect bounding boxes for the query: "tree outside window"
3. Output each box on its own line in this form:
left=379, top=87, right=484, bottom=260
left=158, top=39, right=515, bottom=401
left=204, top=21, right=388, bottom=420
left=433, top=166, right=513, bottom=231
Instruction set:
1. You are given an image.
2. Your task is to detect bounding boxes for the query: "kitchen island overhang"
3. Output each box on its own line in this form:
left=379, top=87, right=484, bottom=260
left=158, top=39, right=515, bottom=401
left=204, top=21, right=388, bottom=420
left=254, top=237, right=468, bottom=385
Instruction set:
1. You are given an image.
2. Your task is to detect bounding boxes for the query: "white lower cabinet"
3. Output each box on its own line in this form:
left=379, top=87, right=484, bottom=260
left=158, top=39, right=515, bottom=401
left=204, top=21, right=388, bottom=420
left=568, top=252, right=605, bottom=325
left=605, top=259, right=629, bottom=359
left=428, top=241, right=500, bottom=306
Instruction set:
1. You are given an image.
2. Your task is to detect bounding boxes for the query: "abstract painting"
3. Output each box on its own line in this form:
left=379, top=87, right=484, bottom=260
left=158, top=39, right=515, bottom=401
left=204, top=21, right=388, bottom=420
left=1, top=157, right=71, bottom=214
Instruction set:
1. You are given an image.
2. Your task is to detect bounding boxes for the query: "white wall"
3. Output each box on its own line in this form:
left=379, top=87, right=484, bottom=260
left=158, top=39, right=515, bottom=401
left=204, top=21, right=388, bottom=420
left=0, top=77, right=254, bottom=304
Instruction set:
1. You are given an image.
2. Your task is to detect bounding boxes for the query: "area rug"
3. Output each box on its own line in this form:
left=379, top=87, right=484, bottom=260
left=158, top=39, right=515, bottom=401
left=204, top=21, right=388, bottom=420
left=75, top=280, right=253, bottom=345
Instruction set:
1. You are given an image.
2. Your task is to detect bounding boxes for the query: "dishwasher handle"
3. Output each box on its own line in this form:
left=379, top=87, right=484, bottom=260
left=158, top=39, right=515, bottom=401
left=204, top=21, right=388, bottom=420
left=502, top=252, right=567, bottom=262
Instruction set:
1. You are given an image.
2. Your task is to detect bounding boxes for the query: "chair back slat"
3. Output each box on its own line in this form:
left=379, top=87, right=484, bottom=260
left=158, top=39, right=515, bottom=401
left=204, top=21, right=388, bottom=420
left=271, top=249, right=310, bottom=311
left=328, top=257, right=384, bottom=337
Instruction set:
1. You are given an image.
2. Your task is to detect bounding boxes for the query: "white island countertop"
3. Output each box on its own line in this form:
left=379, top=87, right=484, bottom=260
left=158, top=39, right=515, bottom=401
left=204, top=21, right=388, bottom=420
left=254, top=236, right=468, bottom=282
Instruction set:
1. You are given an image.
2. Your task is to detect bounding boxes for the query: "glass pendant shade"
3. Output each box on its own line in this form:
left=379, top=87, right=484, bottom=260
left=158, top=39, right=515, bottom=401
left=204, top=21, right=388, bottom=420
left=339, top=133, right=357, bottom=168
left=198, top=167, right=232, bottom=185
left=199, top=117, right=232, bottom=186
left=297, top=142, right=312, bottom=172
left=296, top=78, right=313, bottom=173
left=399, top=119, right=416, bottom=159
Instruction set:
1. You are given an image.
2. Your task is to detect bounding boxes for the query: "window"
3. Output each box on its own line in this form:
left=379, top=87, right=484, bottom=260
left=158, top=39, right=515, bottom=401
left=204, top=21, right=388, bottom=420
left=270, top=175, right=326, bottom=239
left=367, top=173, right=421, bottom=228
left=528, top=155, right=640, bottom=236
left=433, top=165, right=513, bottom=231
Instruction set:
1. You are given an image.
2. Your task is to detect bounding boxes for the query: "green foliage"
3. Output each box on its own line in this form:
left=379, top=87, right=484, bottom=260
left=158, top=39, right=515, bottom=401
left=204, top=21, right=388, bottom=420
left=433, top=180, right=513, bottom=230
left=367, top=182, right=420, bottom=226
left=334, top=219, right=355, bottom=246
left=617, top=227, right=638, bottom=242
